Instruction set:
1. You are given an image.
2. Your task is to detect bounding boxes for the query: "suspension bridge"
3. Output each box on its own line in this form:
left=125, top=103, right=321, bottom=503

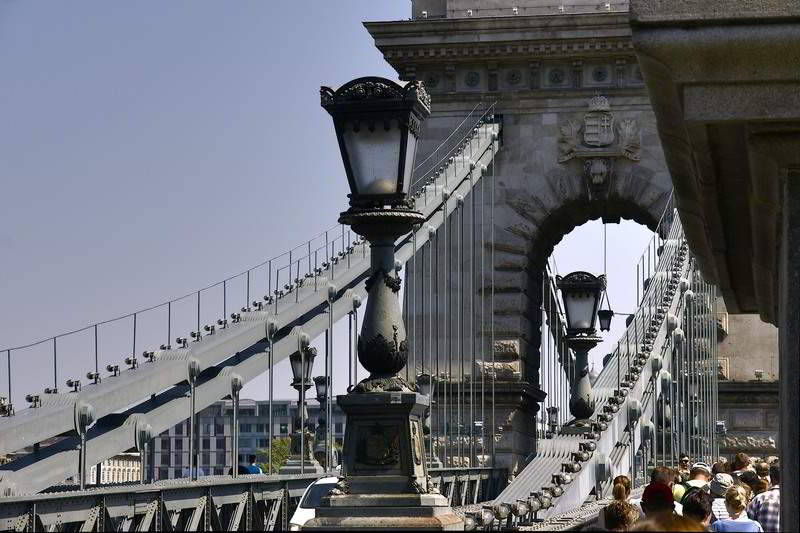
left=0, top=88, right=722, bottom=529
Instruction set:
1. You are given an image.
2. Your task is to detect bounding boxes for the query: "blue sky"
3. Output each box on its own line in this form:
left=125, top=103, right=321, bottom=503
left=0, top=1, right=651, bottom=407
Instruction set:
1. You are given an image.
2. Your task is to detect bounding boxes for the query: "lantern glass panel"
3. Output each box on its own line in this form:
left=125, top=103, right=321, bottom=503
left=314, top=376, right=328, bottom=401
left=289, top=353, right=303, bottom=382
left=342, top=121, right=402, bottom=197
left=303, top=353, right=315, bottom=382
left=598, top=310, right=613, bottom=331
left=564, top=290, right=597, bottom=331
left=402, top=132, right=418, bottom=195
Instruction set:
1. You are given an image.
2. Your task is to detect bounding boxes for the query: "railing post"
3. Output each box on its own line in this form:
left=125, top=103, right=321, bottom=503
left=231, top=374, right=243, bottom=478
left=187, top=358, right=201, bottom=481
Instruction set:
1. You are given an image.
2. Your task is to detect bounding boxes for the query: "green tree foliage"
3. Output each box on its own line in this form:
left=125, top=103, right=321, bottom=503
left=258, top=437, right=291, bottom=474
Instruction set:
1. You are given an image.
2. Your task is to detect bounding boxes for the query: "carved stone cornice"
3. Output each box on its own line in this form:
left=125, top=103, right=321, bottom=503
left=380, top=41, right=635, bottom=62
left=366, top=13, right=635, bottom=68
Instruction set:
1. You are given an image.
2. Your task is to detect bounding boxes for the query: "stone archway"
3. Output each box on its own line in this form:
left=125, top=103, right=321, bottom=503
left=370, top=9, right=673, bottom=473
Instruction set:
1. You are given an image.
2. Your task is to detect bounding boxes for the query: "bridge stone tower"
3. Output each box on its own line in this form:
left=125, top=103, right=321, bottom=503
left=367, top=1, right=672, bottom=475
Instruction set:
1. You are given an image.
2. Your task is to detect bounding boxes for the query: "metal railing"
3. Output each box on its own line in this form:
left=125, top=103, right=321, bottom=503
left=0, top=466, right=507, bottom=531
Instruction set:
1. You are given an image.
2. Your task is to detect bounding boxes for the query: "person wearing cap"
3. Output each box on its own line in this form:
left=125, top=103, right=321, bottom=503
left=630, top=467, right=684, bottom=517
left=674, top=462, right=712, bottom=503
left=711, top=473, right=735, bottom=521
left=641, top=482, right=677, bottom=520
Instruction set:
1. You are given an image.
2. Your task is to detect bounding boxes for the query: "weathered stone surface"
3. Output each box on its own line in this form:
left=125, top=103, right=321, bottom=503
left=475, top=360, right=522, bottom=381
left=493, top=339, right=520, bottom=358
left=631, top=0, right=800, bottom=24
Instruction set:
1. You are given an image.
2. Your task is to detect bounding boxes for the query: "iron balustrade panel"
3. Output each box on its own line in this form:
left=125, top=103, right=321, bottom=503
left=0, top=473, right=320, bottom=531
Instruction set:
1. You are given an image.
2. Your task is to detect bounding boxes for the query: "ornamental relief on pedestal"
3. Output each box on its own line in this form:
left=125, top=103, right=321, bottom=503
left=557, top=95, right=641, bottom=199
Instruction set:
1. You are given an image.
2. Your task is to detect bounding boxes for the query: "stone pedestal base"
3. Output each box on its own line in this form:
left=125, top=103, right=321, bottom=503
left=306, top=493, right=463, bottom=530
left=305, top=391, right=463, bottom=530
left=280, top=456, right=324, bottom=475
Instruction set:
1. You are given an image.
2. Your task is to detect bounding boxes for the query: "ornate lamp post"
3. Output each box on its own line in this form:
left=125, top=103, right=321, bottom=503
left=281, top=342, right=323, bottom=474
left=313, top=375, right=333, bottom=469
left=556, top=271, right=606, bottom=431
left=307, top=77, right=462, bottom=530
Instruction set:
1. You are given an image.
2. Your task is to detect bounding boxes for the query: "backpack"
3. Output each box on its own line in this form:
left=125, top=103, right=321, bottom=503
left=679, top=482, right=710, bottom=505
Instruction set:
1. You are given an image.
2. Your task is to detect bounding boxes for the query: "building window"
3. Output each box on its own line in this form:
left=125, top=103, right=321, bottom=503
left=241, top=409, right=255, bottom=416
left=280, top=423, right=288, bottom=435
left=335, top=423, right=343, bottom=434
left=175, top=439, right=183, bottom=451
left=202, top=452, right=210, bottom=465
left=173, top=454, right=183, bottom=467
left=174, top=423, right=184, bottom=436
left=217, top=452, right=226, bottom=465
left=203, top=423, right=212, bottom=435
left=216, top=437, right=226, bottom=450
left=255, top=423, right=265, bottom=433
left=158, top=468, right=169, bottom=480
left=257, top=438, right=268, bottom=448
left=202, top=438, right=210, bottom=450
left=161, top=453, right=170, bottom=466
left=214, top=422, right=225, bottom=435
left=214, top=467, right=225, bottom=475
left=240, top=438, right=252, bottom=449
left=240, top=423, right=251, bottom=433
left=160, top=438, right=170, bottom=451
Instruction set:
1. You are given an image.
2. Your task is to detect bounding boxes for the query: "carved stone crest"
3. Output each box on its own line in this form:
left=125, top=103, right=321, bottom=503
left=557, top=95, right=641, bottom=163
left=583, top=96, right=615, bottom=147
left=557, top=95, right=641, bottom=198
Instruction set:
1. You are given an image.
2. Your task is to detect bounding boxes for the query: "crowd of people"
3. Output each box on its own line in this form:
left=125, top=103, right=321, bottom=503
left=594, top=452, right=780, bottom=532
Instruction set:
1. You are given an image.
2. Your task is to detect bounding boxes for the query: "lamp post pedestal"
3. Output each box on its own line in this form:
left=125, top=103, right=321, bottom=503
left=306, top=207, right=461, bottom=530
left=561, top=335, right=602, bottom=435
left=307, top=392, right=462, bottom=530
left=281, top=381, right=324, bottom=475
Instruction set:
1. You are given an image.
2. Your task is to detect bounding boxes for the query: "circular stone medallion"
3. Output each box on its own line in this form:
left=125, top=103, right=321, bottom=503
left=549, top=68, right=565, bottom=84
left=465, top=71, right=480, bottom=87
left=506, top=69, right=522, bottom=85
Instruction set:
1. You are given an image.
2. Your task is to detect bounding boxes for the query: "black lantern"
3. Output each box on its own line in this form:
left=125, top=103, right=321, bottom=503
left=556, top=272, right=606, bottom=336
left=598, top=309, right=614, bottom=332
left=417, top=373, right=433, bottom=397
left=546, top=406, right=559, bottom=426
left=289, top=346, right=316, bottom=385
left=320, top=77, right=431, bottom=208
left=313, top=375, right=328, bottom=403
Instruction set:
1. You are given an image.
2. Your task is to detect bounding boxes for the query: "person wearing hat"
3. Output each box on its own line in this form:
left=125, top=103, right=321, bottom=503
left=674, top=462, right=712, bottom=503
left=641, top=482, right=677, bottom=520
left=710, top=473, right=735, bottom=521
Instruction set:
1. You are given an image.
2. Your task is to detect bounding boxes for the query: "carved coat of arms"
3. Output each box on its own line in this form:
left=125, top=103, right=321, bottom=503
left=583, top=97, right=615, bottom=147
left=556, top=95, right=641, bottom=199
left=557, top=95, right=640, bottom=163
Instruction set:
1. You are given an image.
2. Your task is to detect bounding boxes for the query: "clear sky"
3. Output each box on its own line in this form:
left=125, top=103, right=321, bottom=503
left=0, top=1, right=652, bottom=408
